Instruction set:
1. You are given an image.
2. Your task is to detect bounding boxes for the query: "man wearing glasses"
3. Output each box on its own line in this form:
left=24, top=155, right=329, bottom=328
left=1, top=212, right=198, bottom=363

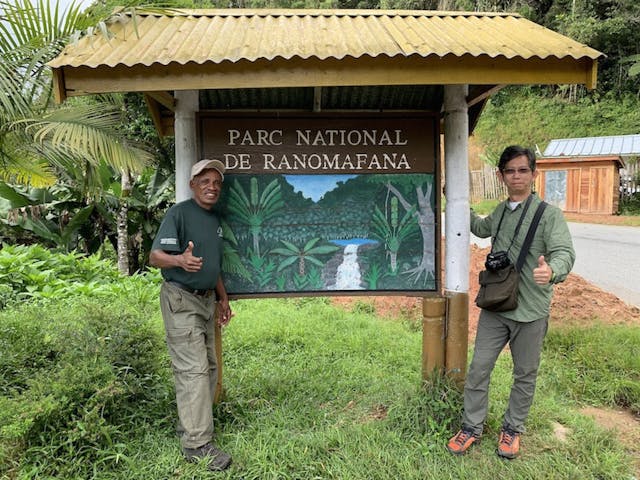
left=447, top=145, right=575, bottom=459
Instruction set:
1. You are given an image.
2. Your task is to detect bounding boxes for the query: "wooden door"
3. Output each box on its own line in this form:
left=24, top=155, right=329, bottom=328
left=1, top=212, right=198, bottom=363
left=565, top=168, right=581, bottom=212
left=588, top=167, right=612, bottom=214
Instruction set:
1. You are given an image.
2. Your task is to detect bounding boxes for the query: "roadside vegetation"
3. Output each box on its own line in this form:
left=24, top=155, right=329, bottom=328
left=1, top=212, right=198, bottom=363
left=1, top=247, right=638, bottom=479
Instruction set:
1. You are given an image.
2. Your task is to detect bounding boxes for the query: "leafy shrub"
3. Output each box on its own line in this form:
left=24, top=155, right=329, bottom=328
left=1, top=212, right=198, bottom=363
left=0, top=244, right=124, bottom=308
left=0, top=293, right=170, bottom=478
left=620, top=192, right=640, bottom=215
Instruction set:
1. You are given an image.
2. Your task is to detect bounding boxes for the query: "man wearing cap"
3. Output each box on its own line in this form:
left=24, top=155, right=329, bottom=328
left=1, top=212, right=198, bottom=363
left=150, top=159, right=232, bottom=471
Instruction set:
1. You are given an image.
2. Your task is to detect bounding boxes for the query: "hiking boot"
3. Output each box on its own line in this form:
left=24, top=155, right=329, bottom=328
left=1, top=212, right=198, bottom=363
left=497, top=428, right=521, bottom=459
left=183, top=442, right=232, bottom=471
left=446, top=428, right=479, bottom=455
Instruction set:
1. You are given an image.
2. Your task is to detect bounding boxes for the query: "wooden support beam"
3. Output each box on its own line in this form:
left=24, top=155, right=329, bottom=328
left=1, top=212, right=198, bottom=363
left=144, top=91, right=176, bottom=111
left=444, top=292, right=469, bottom=387
left=143, top=94, right=166, bottom=138
left=313, top=86, right=322, bottom=112
left=422, top=296, right=446, bottom=379
left=467, top=85, right=504, bottom=108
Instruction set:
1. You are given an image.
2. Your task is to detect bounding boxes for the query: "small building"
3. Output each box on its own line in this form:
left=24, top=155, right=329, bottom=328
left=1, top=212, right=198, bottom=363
left=535, top=154, right=624, bottom=215
left=539, top=135, right=640, bottom=215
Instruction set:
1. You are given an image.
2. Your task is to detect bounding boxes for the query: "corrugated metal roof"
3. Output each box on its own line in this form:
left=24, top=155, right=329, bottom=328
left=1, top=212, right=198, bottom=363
left=49, top=9, right=602, bottom=70
left=544, top=135, right=640, bottom=157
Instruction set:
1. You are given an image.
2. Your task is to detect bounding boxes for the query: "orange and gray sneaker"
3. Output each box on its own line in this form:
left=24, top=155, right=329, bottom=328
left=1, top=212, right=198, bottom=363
left=497, top=428, right=521, bottom=459
left=446, top=428, right=479, bottom=455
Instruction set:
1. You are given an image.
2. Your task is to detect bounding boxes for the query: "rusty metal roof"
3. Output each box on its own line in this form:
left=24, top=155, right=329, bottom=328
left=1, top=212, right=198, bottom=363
left=50, top=9, right=601, bottom=70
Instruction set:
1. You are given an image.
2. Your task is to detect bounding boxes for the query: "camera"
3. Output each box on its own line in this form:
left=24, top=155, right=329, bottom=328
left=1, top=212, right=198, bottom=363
left=485, top=251, right=511, bottom=271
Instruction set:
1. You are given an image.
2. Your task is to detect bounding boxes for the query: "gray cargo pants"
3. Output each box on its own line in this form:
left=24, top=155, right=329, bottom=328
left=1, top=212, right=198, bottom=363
left=462, top=309, right=549, bottom=436
left=160, top=282, right=218, bottom=449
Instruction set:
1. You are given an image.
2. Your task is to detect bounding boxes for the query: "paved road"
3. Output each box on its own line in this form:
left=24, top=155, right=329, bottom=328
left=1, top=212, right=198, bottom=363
left=567, top=223, right=640, bottom=308
left=470, top=222, right=640, bottom=309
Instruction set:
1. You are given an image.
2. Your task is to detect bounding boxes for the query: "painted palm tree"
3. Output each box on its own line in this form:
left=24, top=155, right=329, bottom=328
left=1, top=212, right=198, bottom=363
left=227, top=177, right=284, bottom=257
left=272, top=237, right=339, bottom=277
left=370, top=196, right=418, bottom=274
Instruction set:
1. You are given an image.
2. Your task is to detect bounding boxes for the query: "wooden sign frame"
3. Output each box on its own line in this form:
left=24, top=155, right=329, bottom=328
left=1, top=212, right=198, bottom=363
left=199, top=112, right=441, bottom=298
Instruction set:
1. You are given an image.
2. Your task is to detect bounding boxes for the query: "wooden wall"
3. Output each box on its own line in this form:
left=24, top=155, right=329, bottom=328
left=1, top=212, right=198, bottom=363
left=534, top=156, right=623, bottom=215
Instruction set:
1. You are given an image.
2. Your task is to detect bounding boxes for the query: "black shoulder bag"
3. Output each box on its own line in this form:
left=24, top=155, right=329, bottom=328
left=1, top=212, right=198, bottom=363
left=475, top=198, right=548, bottom=312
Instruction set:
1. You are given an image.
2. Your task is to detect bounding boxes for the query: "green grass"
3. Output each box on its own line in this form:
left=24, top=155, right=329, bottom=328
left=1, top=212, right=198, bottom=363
left=470, top=199, right=500, bottom=216
left=1, top=294, right=637, bottom=479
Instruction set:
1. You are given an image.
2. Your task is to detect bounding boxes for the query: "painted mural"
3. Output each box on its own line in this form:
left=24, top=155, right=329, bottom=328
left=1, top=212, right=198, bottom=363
left=217, top=172, right=437, bottom=296
left=200, top=113, right=440, bottom=296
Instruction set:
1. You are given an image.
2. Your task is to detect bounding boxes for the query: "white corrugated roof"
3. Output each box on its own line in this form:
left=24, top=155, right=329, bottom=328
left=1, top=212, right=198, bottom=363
left=544, top=135, right=640, bottom=157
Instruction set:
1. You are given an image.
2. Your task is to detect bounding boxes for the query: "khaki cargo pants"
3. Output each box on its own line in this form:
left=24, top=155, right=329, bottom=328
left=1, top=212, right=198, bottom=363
left=160, top=282, right=218, bottom=449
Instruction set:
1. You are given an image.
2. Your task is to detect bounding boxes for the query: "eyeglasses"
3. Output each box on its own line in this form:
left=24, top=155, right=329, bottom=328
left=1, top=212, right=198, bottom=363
left=502, top=168, right=532, bottom=176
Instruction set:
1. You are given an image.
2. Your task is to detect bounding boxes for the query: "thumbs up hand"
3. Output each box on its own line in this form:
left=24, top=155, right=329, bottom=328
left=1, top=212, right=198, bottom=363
left=533, top=255, right=553, bottom=285
left=180, top=241, right=203, bottom=272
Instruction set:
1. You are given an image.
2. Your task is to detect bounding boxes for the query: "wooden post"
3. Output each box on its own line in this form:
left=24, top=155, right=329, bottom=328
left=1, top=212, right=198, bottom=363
left=445, top=292, right=469, bottom=386
left=174, top=90, right=198, bottom=202
left=214, top=320, right=224, bottom=404
left=443, top=84, right=470, bottom=386
left=422, top=297, right=446, bottom=380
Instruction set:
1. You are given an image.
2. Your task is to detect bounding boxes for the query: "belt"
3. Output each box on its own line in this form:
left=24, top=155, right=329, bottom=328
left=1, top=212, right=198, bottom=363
left=167, top=281, right=214, bottom=297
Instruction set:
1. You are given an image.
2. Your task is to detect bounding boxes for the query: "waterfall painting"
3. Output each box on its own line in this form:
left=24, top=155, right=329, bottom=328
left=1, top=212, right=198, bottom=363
left=200, top=112, right=440, bottom=297
left=217, top=173, right=438, bottom=296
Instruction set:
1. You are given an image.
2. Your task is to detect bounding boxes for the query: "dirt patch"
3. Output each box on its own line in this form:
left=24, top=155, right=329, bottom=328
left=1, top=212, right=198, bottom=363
left=580, top=407, right=640, bottom=476
left=564, top=212, right=640, bottom=226
left=332, top=243, right=640, bottom=337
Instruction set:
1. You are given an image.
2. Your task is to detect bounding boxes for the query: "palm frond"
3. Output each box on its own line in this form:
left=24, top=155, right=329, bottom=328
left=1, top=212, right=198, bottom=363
left=16, top=104, right=153, bottom=171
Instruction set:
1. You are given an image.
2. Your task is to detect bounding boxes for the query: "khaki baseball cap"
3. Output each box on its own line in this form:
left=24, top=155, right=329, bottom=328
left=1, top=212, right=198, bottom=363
left=190, top=159, right=225, bottom=181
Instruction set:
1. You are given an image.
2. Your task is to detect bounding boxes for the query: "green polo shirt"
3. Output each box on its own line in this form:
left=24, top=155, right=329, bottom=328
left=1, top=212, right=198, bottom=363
left=151, top=199, right=223, bottom=291
left=471, top=194, right=575, bottom=322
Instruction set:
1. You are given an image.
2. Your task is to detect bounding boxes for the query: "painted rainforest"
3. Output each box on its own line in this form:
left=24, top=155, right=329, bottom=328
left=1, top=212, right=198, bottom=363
left=216, top=173, right=437, bottom=295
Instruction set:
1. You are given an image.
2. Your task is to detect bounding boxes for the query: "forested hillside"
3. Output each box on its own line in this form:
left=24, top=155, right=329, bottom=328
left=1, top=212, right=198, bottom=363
left=472, top=87, right=640, bottom=163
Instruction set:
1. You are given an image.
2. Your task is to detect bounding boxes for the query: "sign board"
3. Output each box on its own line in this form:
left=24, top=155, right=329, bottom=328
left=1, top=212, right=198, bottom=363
left=200, top=113, right=440, bottom=298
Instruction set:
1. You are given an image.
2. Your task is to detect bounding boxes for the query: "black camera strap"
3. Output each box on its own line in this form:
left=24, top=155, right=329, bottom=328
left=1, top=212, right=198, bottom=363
left=515, top=201, right=548, bottom=272
left=492, top=194, right=533, bottom=255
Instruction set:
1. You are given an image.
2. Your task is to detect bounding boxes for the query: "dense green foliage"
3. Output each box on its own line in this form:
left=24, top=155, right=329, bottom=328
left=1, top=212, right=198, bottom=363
left=0, top=243, right=163, bottom=308
left=0, top=248, right=637, bottom=479
left=473, top=88, right=640, bottom=162
left=0, top=296, right=170, bottom=478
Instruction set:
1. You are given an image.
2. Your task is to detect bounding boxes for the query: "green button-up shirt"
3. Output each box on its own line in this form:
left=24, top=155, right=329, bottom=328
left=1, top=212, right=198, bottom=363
left=471, top=194, right=575, bottom=322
